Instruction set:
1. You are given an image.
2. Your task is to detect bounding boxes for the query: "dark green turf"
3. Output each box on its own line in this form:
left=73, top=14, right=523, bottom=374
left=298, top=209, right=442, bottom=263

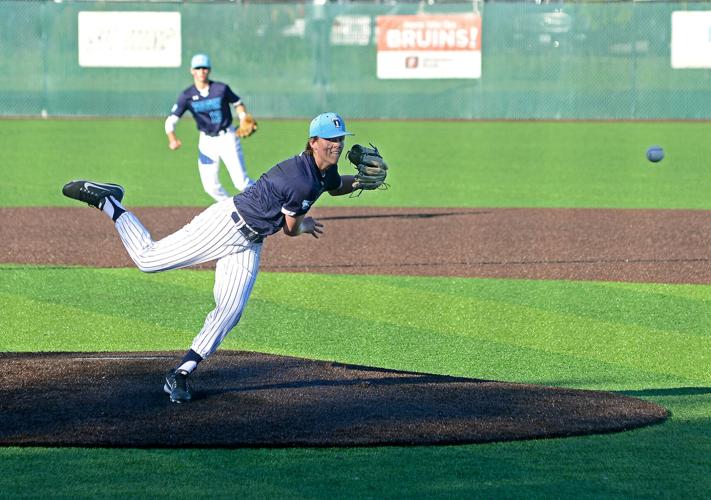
left=2, top=119, right=711, bottom=208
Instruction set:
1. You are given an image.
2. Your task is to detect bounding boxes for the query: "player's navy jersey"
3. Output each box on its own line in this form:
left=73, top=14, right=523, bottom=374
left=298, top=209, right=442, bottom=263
left=233, top=152, right=342, bottom=236
left=170, top=81, right=240, bottom=136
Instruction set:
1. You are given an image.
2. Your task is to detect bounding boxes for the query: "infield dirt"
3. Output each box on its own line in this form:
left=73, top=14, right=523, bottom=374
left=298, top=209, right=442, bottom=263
left=3, top=206, right=711, bottom=283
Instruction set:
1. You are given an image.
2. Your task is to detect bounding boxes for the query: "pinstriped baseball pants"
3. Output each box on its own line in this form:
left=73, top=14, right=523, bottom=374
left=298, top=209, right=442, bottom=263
left=114, top=198, right=262, bottom=359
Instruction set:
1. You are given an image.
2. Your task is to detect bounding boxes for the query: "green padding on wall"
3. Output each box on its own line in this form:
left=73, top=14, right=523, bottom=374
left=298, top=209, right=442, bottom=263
left=3, top=1, right=711, bottom=119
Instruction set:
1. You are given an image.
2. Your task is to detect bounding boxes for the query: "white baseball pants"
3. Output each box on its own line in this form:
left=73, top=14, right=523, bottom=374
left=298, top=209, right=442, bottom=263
left=114, top=198, right=262, bottom=359
left=198, top=127, right=254, bottom=201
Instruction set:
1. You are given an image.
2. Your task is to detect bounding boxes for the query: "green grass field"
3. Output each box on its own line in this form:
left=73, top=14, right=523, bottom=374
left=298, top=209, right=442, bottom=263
left=2, top=119, right=711, bottom=209
left=1, top=119, right=710, bottom=498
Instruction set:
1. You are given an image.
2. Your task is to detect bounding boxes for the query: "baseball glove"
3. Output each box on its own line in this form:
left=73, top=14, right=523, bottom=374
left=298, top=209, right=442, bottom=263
left=347, top=143, right=389, bottom=192
left=236, top=114, right=258, bottom=138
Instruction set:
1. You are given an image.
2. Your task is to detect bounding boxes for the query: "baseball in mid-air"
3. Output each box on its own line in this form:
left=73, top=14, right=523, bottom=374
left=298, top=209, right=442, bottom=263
left=646, top=146, right=664, bottom=163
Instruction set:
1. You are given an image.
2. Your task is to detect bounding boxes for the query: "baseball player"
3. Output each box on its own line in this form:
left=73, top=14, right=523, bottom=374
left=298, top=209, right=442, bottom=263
left=62, top=112, right=388, bottom=404
left=165, top=53, right=258, bottom=202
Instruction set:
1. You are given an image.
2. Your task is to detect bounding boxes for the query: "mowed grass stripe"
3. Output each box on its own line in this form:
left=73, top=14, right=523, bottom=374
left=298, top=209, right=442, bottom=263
left=0, top=293, right=195, bottom=352
left=3, top=119, right=711, bottom=209
left=1, top=268, right=707, bottom=387
left=325, top=274, right=711, bottom=339
left=234, top=306, right=690, bottom=391
left=253, top=275, right=709, bottom=383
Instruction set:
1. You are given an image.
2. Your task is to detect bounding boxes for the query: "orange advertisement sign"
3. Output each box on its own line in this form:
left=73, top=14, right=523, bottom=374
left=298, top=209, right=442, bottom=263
left=376, top=14, right=482, bottom=79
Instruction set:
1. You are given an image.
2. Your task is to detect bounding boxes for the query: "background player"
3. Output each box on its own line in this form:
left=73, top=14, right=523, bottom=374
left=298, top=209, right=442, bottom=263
left=165, top=53, right=256, bottom=202
left=62, top=112, right=388, bottom=404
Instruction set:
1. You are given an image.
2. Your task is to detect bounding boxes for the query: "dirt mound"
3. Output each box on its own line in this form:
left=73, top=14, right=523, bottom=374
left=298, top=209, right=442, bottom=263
left=0, top=351, right=668, bottom=448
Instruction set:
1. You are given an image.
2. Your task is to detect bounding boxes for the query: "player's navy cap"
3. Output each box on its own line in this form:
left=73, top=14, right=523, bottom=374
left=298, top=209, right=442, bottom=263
left=309, top=112, right=354, bottom=139
left=190, top=53, right=211, bottom=69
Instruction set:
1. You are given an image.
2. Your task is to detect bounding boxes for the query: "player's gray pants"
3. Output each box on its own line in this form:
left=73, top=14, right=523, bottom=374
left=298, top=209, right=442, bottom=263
left=114, top=198, right=262, bottom=359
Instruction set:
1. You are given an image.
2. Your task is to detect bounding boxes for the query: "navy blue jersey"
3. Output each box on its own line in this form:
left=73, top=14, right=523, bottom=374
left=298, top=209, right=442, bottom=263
left=233, top=152, right=342, bottom=236
left=170, top=81, right=240, bottom=136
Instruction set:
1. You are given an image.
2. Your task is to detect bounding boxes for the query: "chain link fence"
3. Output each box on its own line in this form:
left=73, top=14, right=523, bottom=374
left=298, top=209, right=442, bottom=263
left=2, top=0, right=711, bottom=119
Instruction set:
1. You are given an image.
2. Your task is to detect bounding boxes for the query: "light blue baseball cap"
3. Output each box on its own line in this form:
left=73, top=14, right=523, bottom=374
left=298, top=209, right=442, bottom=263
left=190, top=53, right=211, bottom=69
left=309, top=112, right=354, bottom=139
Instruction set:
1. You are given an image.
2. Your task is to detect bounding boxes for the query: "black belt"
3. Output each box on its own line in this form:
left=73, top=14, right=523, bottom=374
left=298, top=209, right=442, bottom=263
left=231, top=211, right=263, bottom=243
left=205, top=128, right=229, bottom=137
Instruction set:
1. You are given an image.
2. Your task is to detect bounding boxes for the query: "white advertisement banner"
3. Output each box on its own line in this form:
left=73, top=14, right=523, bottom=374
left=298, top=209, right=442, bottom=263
left=671, top=11, right=711, bottom=69
left=376, top=14, right=482, bottom=79
left=331, top=15, right=372, bottom=46
left=78, top=11, right=181, bottom=68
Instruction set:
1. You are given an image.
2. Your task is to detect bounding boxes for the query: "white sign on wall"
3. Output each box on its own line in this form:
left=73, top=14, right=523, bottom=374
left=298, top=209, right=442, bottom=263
left=78, top=11, right=182, bottom=68
left=671, top=11, right=711, bottom=69
left=331, top=15, right=372, bottom=46
left=376, top=14, right=482, bottom=79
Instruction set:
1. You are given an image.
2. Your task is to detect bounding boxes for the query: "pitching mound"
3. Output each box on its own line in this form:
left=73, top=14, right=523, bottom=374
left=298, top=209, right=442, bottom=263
left=1, top=351, right=667, bottom=448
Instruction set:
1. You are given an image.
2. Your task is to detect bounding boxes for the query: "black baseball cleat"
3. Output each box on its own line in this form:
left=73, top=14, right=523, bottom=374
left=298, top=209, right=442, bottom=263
left=62, top=180, right=125, bottom=209
left=163, top=369, right=192, bottom=403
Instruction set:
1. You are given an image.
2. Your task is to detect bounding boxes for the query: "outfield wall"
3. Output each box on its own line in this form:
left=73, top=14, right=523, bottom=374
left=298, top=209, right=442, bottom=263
left=2, top=0, right=711, bottom=120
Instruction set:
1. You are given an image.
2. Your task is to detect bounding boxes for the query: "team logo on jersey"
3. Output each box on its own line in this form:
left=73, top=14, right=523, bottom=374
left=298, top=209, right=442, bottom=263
left=192, top=95, right=199, bottom=101
left=301, top=200, right=313, bottom=210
